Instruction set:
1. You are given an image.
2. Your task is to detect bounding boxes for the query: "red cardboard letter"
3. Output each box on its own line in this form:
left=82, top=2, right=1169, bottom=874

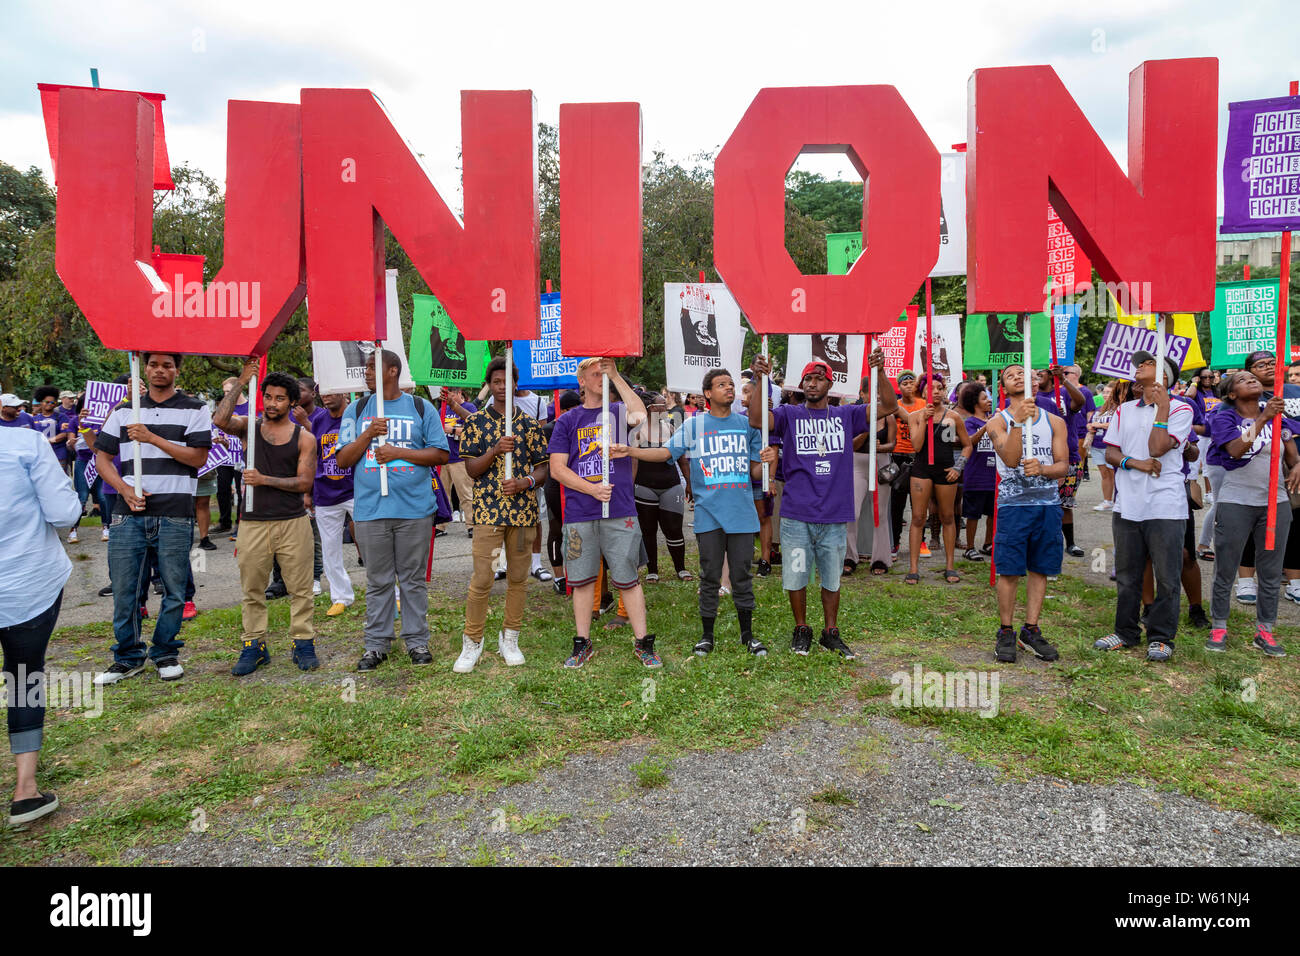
left=559, top=102, right=643, bottom=357
left=301, top=89, right=540, bottom=343
left=967, top=58, right=1218, bottom=313
left=715, top=86, right=939, bottom=336
left=50, top=88, right=306, bottom=354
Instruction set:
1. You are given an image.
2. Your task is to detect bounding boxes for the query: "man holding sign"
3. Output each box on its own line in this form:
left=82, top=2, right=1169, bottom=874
left=336, top=350, right=449, bottom=671
left=92, top=353, right=211, bottom=685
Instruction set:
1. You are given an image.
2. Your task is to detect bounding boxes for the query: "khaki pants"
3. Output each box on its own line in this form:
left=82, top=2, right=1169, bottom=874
left=445, top=461, right=474, bottom=530
left=465, top=525, right=537, bottom=640
left=237, top=516, right=315, bottom=644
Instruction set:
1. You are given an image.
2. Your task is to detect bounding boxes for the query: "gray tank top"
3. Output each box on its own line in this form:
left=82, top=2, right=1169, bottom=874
left=995, top=408, right=1059, bottom=507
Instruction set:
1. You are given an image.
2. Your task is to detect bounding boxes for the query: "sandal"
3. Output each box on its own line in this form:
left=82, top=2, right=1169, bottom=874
left=644, top=572, right=659, bottom=583
left=530, top=567, right=554, bottom=582
left=677, top=570, right=693, bottom=582
left=843, top=559, right=857, bottom=576
left=1196, top=546, right=1214, bottom=561
left=904, top=572, right=920, bottom=584
left=943, top=568, right=961, bottom=584
left=605, top=615, right=630, bottom=630
left=979, top=544, right=993, bottom=556
left=870, top=561, right=888, bottom=575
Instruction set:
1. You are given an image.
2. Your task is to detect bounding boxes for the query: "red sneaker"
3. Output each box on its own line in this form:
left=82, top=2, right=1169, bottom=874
left=139, top=606, right=149, bottom=619
left=182, top=601, right=198, bottom=620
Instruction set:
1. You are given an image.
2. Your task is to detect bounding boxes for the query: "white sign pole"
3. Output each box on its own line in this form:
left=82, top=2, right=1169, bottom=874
left=129, top=352, right=143, bottom=497
left=1155, top=313, right=1167, bottom=388
left=374, top=342, right=389, bottom=497
left=868, top=335, right=878, bottom=493
left=761, top=334, right=770, bottom=492
left=601, top=372, right=610, bottom=519
left=1023, top=314, right=1033, bottom=462
left=244, top=369, right=257, bottom=513
left=505, top=350, right=514, bottom=477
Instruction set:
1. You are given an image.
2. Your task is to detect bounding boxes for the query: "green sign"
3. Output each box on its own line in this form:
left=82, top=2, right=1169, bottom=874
left=963, top=312, right=1059, bottom=369
left=1209, top=279, right=1285, bottom=368
left=409, top=294, right=489, bottom=387
left=827, top=232, right=863, bottom=277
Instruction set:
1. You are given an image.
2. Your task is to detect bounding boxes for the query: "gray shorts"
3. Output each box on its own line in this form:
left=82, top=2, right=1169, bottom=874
left=564, top=516, right=643, bottom=589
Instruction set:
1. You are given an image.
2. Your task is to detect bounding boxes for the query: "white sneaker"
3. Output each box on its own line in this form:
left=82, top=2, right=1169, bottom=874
left=1236, top=578, right=1258, bottom=605
left=1092, top=500, right=1112, bottom=512
left=67, top=529, right=78, bottom=543
left=1204, top=492, right=1214, bottom=505
left=93, top=662, right=145, bottom=686
left=498, top=629, right=525, bottom=666
left=1286, top=585, right=1300, bottom=605
left=453, top=510, right=462, bottom=523
left=101, top=528, right=110, bottom=542
left=312, top=579, right=322, bottom=596
left=156, top=660, right=184, bottom=681
left=452, top=635, right=485, bottom=673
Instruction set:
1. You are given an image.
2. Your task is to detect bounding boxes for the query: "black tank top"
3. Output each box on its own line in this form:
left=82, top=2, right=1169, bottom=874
left=243, top=421, right=306, bottom=522
left=926, top=414, right=961, bottom=470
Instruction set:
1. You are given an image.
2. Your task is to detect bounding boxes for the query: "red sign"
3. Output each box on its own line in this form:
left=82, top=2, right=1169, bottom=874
left=715, top=86, right=939, bottom=337
left=967, top=58, right=1218, bottom=313
left=877, top=305, right=919, bottom=389
left=1046, top=205, right=1092, bottom=296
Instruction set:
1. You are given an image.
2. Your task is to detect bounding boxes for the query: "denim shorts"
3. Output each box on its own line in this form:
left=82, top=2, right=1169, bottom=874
left=779, top=518, right=847, bottom=592
left=993, top=504, right=1062, bottom=577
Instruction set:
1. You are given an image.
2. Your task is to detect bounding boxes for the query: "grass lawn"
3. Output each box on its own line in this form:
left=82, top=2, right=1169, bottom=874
left=2, top=552, right=1297, bottom=864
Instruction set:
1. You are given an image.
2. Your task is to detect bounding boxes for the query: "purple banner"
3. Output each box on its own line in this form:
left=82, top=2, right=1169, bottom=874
left=1222, top=95, right=1300, bottom=234
left=1091, top=321, right=1191, bottom=381
left=200, top=429, right=243, bottom=478
left=82, top=380, right=128, bottom=429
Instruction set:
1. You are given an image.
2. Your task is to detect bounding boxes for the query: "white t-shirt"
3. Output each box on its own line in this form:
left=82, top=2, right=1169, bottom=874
left=1106, top=397, right=1193, bottom=521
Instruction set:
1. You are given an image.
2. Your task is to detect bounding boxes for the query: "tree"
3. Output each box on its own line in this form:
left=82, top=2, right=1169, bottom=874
left=0, top=162, right=56, bottom=281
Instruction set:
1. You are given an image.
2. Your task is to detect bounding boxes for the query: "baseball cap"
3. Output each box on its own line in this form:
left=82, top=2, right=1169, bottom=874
left=800, top=360, right=834, bottom=383
left=896, top=370, right=917, bottom=383
left=1131, top=350, right=1180, bottom=385
left=1, top=393, right=23, bottom=408
left=59, top=390, right=76, bottom=400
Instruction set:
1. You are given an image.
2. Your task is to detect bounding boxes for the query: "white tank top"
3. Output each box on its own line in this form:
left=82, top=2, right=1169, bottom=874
left=995, top=407, right=1059, bottom=507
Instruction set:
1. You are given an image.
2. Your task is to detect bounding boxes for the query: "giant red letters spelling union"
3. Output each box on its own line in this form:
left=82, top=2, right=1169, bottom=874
left=39, top=57, right=1218, bottom=356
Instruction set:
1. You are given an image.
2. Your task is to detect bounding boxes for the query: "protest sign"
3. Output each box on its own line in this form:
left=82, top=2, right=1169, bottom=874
left=912, top=313, right=964, bottom=386
left=513, top=292, right=587, bottom=389
left=1221, top=95, right=1300, bottom=233
left=663, top=283, right=747, bottom=393
left=786, top=333, right=866, bottom=400
left=1046, top=206, right=1092, bottom=297
left=963, top=310, right=1077, bottom=369
left=1092, top=321, right=1191, bottom=380
left=199, top=432, right=243, bottom=478
left=1209, top=280, right=1286, bottom=367
left=312, top=271, right=414, bottom=394
left=409, top=293, right=489, bottom=387
left=878, top=308, right=918, bottom=388
left=1110, top=295, right=1206, bottom=370
left=81, top=380, right=128, bottom=429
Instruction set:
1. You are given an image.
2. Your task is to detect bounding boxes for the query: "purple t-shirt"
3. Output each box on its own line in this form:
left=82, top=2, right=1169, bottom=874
left=32, top=411, right=69, bottom=460
left=547, top=402, right=636, bottom=523
left=770, top=403, right=869, bottom=524
left=441, top=400, right=476, bottom=464
left=1072, top=386, right=1093, bottom=443
left=1036, top=391, right=1080, bottom=464
left=963, top=416, right=997, bottom=491
left=0, top=412, right=36, bottom=429
left=311, top=409, right=354, bottom=506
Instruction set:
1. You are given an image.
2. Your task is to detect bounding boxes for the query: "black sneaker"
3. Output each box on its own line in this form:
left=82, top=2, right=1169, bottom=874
left=1066, top=545, right=1086, bottom=558
left=791, top=625, right=814, bottom=656
left=198, top=536, right=217, bottom=551
left=152, top=579, right=165, bottom=595
left=357, top=650, right=388, bottom=671
left=564, top=637, right=595, bottom=668
left=770, top=546, right=782, bottom=566
left=995, top=626, right=1017, bottom=663
left=693, top=637, right=714, bottom=656
left=212, top=522, right=233, bottom=535
left=1018, top=624, right=1060, bottom=661
left=98, top=584, right=113, bottom=597
left=742, top=636, right=768, bottom=656
left=755, top=558, right=771, bottom=577
left=93, top=661, right=145, bottom=685
left=264, top=581, right=289, bottom=600
left=408, top=647, right=433, bottom=665
left=8, top=791, right=58, bottom=827
left=819, top=627, right=856, bottom=660
left=599, top=594, right=616, bottom=616
left=1187, top=605, right=1211, bottom=629
left=552, top=576, right=567, bottom=595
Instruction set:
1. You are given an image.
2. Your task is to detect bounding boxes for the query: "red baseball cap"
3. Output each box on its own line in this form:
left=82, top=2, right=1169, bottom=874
left=800, top=360, right=833, bottom=383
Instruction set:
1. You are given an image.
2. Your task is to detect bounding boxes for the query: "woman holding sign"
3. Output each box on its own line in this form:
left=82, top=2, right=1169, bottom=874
left=904, top=375, right=971, bottom=585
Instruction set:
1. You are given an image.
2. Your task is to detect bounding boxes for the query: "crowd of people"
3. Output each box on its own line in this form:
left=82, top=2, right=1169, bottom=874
left=4, top=343, right=1298, bottom=827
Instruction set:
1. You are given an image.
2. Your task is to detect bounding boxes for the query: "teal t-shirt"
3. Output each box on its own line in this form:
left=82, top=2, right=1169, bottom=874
left=341, top=393, right=449, bottom=521
left=665, top=411, right=762, bottom=534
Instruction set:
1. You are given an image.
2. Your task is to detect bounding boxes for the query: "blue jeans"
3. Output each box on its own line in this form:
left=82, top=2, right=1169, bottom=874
left=107, top=514, right=193, bottom=665
left=779, top=518, right=847, bottom=593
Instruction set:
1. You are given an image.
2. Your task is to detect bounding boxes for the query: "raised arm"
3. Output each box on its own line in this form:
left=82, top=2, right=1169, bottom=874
left=212, top=357, right=259, bottom=438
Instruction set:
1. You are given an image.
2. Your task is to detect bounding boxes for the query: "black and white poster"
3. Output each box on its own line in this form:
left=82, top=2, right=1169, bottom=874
left=312, top=269, right=414, bottom=394
left=663, top=283, right=747, bottom=393
left=785, top=334, right=866, bottom=400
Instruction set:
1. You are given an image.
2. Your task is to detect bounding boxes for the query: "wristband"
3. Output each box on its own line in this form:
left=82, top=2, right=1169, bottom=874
left=1153, top=421, right=1168, bottom=429
left=952, top=455, right=967, bottom=474
left=1120, top=456, right=1132, bottom=471
left=527, top=474, right=536, bottom=490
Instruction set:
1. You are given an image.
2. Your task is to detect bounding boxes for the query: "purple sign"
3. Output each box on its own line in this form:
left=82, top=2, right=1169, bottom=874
left=200, top=429, right=243, bottom=478
left=1091, top=321, right=1191, bottom=382
left=1222, top=95, right=1300, bottom=234
left=82, top=380, right=129, bottom=429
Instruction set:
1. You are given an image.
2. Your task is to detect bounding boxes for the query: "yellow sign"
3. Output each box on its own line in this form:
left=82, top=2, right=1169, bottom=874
left=1109, top=296, right=1206, bottom=370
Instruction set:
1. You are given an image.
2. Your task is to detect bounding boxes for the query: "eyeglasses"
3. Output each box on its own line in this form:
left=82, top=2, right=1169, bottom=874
left=1251, top=360, right=1277, bottom=370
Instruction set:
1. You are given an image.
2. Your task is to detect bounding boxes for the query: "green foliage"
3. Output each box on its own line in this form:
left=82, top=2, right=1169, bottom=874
left=786, top=170, right=864, bottom=235
left=0, top=161, right=55, bottom=281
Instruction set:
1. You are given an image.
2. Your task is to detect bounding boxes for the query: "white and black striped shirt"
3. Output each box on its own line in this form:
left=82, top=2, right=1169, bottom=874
left=95, top=392, right=212, bottom=516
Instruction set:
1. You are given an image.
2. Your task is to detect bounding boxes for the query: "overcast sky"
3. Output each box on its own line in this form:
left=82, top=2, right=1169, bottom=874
left=2, top=0, right=1296, bottom=212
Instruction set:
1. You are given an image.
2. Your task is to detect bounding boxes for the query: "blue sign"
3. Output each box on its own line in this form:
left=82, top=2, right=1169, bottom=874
left=512, top=293, right=587, bottom=389
left=1051, top=304, right=1080, bottom=367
